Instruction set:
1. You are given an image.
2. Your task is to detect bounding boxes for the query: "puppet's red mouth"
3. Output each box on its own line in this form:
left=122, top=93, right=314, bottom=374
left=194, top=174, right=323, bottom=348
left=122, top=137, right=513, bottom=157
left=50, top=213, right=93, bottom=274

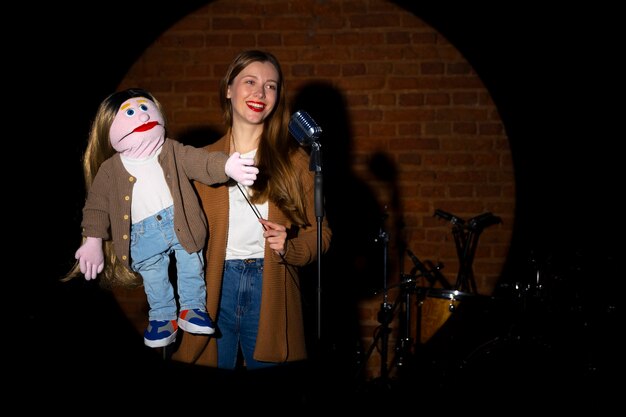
left=133, top=121, right=159, bottom=132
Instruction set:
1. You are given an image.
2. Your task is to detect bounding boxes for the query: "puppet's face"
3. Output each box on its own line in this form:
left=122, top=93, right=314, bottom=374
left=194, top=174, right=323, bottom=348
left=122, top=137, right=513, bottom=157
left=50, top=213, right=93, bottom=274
left=110, top=97, right=166, bottom=159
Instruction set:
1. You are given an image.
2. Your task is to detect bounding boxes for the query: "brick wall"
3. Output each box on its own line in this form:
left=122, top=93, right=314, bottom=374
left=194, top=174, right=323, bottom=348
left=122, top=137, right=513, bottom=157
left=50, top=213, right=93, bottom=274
left=112, top=0, right=514, bottom=380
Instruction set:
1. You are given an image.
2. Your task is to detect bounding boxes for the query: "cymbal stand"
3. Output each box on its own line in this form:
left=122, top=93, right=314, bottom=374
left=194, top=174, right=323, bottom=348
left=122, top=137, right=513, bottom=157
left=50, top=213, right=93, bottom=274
left=434, top=209, right=501, bottom=294
left=394, top=269, right=416, bottom=371
left=375, top=225, right=392, bottom=381
left=356, top=224, right=396, bottom=386
left=452, top=220, right=477, bottom=293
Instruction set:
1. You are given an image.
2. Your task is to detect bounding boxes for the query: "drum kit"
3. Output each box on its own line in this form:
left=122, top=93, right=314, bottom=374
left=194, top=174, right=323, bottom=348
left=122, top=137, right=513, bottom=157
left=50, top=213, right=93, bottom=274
left=358, top=209, right=503, bottom=383
left=358, top=209, right=618, bottom=398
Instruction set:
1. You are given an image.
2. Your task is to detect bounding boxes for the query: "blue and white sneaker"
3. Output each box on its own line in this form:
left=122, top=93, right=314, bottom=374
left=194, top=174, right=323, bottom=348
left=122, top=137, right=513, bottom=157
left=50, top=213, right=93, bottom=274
left=144, top=319, right=178, bottom=348
left=178, top=309, right=215, bottom=335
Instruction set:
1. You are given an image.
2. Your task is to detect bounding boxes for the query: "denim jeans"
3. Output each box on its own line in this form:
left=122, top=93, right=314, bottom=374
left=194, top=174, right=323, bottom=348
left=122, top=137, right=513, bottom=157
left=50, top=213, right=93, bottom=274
left=218, top=258, right=276, bottom=370
left=130, top=205, right=206, bottom=321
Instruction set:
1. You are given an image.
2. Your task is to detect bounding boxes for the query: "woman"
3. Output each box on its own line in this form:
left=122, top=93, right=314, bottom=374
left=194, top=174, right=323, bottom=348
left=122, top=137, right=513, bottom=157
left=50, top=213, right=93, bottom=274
left=171, top=50, right=332, bottom=370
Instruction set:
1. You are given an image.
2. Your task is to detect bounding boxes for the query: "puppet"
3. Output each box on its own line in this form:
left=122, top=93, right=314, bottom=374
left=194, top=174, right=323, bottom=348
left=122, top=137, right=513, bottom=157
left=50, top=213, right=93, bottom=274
left=64, top=88, right=258, bottom=347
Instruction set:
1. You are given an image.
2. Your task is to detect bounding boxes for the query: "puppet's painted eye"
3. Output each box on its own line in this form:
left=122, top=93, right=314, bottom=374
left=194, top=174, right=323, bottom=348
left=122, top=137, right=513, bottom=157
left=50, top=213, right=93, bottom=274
left=139, top=104, right=149, bottom=112
left=125, top=108, right=136, bottom=117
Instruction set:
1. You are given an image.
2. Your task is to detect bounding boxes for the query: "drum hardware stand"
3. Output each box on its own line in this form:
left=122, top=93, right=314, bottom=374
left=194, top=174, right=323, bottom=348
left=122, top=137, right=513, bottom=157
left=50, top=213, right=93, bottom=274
left=434, top=209, right=501, bottom=295
left=394, top=249, right=443, bottom=370
left=356, top=282, right=419, bottom=384
left=396, top=275, right=413, bottom=368
left=374, top=224, right=392, bottom=382
left=408, top=249, right=450, bottom=290
left=394, top=270, right=416, bottom=370
left=356, top=220, right=408, bottom=387
left=356, top=248, right=442, bottom=386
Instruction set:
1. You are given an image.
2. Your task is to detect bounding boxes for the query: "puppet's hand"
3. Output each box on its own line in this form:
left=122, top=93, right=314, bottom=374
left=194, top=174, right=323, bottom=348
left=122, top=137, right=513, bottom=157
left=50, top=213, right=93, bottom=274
left=75, top=237, right=105, bottom=280
left=225, top=152, right=259, bottom=186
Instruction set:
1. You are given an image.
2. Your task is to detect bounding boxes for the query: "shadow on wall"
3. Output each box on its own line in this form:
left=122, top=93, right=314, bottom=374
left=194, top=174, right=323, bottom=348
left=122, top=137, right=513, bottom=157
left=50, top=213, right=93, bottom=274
left=291, top=81, right=388, bottom=376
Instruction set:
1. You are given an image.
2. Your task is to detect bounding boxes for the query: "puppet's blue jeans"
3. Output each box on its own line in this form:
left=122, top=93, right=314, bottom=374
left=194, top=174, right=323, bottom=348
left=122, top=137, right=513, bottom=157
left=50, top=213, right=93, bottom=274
left=217, top=258, right=277, bottom=370
left=130, top=205, right=206, bottom=321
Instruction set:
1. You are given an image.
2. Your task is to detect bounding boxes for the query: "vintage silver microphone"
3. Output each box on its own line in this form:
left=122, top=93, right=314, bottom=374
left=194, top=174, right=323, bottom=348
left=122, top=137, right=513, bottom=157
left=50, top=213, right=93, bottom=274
left=289, top=110, right=322, bottom=145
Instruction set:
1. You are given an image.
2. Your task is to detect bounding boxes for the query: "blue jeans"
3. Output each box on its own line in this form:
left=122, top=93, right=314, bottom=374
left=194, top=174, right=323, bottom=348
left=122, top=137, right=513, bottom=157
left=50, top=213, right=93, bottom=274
left=130, top=206, right=206, bottom=321
left=218, top=258, right=276, bottom=370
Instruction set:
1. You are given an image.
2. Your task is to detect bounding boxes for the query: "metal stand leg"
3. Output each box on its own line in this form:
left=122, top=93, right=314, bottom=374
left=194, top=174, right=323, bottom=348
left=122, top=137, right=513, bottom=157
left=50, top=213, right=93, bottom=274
left=435, top=209, right=502, bottom=295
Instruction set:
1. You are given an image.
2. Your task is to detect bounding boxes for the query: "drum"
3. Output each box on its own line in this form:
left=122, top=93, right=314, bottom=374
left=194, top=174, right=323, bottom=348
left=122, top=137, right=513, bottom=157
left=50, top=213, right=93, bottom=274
left=416, top=288, right=475, bottom=344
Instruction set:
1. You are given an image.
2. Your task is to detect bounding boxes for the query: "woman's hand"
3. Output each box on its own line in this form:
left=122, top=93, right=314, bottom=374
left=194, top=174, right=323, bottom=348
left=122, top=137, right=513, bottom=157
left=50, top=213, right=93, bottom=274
left=259, top=218, right=287, bottom=256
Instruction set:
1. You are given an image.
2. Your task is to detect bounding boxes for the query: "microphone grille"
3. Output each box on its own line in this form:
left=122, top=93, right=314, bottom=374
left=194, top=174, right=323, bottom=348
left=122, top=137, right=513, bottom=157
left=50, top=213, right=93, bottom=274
left=289, top=110, right=322, bottom=145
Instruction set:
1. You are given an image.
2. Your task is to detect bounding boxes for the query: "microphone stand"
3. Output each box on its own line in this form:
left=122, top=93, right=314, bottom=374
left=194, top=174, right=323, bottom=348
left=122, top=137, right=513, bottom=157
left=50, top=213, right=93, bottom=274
left=309, top=140, right=324, bottom=341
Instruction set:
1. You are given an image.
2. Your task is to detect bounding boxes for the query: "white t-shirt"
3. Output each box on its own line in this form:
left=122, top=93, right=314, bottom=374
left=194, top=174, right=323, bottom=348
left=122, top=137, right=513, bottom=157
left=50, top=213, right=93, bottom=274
left=226, top=149, right=268, bottom=260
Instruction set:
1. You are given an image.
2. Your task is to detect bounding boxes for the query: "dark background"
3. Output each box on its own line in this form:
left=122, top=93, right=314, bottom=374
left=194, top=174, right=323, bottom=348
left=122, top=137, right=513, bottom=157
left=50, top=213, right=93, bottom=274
left=17, top=2, right=620, bottom=404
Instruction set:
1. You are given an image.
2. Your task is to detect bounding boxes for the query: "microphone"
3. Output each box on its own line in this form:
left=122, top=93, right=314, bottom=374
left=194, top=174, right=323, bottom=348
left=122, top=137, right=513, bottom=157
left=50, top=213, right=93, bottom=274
left=289, top=110, right=322, bottom=145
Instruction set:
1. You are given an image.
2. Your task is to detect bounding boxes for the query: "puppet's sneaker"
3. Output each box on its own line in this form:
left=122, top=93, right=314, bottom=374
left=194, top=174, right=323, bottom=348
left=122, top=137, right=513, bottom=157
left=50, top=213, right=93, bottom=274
left=144, top=319, right=178, bottom=348
left=178, top=309, right=215, bottom=335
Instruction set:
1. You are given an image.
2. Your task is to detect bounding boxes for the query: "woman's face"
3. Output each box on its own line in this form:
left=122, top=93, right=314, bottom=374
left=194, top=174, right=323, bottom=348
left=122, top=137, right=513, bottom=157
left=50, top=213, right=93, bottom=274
left=227, top=60, right=279, bottom=126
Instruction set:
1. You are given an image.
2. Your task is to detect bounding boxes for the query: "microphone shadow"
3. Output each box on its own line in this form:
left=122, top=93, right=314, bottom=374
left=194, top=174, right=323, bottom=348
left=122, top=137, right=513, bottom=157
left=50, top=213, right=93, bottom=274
left=291, top=81, right=387, bottom=381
